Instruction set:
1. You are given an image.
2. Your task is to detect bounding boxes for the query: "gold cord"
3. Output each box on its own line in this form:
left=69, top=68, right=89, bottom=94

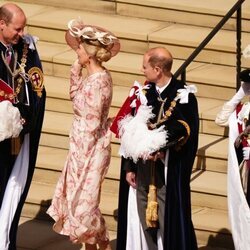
left=149, top=95, right=178, bottom=129
left=0, top=43, right=28, bottom=101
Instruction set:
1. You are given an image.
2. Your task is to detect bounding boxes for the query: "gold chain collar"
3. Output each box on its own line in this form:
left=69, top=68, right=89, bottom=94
left=0, top=43, right=28, bottom=101
left=148, top=92, right=179, bottom=129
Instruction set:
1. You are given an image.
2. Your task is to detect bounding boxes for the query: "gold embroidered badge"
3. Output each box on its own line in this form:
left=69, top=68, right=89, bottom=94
left=28, top=67, right=44, bottom=97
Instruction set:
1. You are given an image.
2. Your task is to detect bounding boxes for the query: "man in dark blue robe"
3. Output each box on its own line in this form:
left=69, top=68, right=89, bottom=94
left=0, top=3, right=46, bottom=250
left=112, top=47, right=199, bottom=250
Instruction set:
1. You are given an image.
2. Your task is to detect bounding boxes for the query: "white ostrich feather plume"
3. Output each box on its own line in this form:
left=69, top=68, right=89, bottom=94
left=0, top=101, right=23, bottom=142
left=118, top=105, right=168, bottom=162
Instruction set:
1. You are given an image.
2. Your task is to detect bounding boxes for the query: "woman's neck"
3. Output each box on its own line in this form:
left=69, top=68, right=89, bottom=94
left=86, top=61, right=104, bottom=76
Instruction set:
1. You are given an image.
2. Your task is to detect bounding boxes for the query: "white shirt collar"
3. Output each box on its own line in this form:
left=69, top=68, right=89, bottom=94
left=0, top=41, right=12, bottom=49
left=156, top=77, right=172, bottom=94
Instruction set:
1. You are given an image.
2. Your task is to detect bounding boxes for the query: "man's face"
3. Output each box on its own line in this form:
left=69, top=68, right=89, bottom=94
left=242, top=82, right=250, bottom=95
left=0, top=13, right=26, bottom=45
left=141, top=53, right=158, bottom=82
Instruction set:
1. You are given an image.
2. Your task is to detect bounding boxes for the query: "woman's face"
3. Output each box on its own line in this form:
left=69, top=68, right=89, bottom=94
left=76, top=44, right=89, bottom=66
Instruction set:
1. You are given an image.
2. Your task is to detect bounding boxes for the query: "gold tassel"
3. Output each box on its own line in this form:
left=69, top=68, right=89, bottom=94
left=146, top=184, right=158, bottom=228
left=11, top=137, right=21, bottom=155
left=145, top=97, right=165, bottom=228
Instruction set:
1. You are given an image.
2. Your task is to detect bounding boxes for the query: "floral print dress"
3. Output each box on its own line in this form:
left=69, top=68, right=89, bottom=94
left=47, top=63, right=113, bottom=244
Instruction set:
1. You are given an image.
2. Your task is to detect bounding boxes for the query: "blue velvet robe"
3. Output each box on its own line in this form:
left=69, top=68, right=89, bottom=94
left=0, top=36, right=46, bottom=250
left=116, top=76, right=199, bottom=250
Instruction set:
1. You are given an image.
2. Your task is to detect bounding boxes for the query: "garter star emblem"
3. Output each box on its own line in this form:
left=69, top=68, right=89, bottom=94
left=28, top=67, right=44, bottom=97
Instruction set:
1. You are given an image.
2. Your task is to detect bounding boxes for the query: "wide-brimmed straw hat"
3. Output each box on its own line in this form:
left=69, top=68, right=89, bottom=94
left=65, top=18, right=120, bottom=57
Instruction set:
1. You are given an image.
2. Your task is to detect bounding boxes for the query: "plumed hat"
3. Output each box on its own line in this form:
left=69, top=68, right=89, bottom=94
left=65, top=18, right=120, bottom=57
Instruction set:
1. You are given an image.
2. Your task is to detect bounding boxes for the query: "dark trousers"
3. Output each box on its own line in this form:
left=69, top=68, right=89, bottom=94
left=136, top=160, right=166, bottom=250
left=137, top=185, right=166, bottom=250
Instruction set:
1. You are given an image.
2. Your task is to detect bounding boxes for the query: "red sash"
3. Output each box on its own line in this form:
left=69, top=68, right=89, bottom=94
left=110, top=85, right=141, bottom=138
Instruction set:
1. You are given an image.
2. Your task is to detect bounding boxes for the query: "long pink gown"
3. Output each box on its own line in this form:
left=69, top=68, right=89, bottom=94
left=47, top=63, right=113, bottom=244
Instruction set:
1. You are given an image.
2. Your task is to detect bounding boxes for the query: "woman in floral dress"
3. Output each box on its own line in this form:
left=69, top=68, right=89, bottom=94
left=47, top=19, right=120, bottom=250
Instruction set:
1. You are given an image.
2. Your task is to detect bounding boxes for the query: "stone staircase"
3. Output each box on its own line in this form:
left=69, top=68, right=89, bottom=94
left=4, top=0, right=250, bottom=249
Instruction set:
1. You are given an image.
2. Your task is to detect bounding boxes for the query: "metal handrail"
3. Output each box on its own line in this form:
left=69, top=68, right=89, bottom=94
left=174, top=0, right=245, bottom=90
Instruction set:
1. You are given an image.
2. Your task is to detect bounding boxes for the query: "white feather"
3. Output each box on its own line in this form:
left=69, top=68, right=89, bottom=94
left=118, top=105, right=168, bottom=162
left=0, top=101, right=23, bottom=142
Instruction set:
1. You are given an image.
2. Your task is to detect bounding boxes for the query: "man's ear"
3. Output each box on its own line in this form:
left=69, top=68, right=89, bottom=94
left=0, top=19, right=6, bottom=30
left=154, top=66, right=162, bottom=75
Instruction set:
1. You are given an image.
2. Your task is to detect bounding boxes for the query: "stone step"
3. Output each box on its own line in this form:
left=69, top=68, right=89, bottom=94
left=32, top=165, right=228, bottom=211
left=192, top=207, right=234, bottom=249
left=44, top=94, right=229, bottom=138
left=26, top=5, right=166, bottom=54
left=11, top=2, right=249, bottom=68
left=116, top=0, right=250, bottom=33
left=36, top=143, right=228, bottom=189
left=36, top=146, right=121, bottom=181
left=44, top=73, right=232, bottom=139
left=12, top=0, right=250, bottom=33
left=39, top=132, right=227, bottom=172
left=43, top=75, right=129, bottom=110
left=22, top=179, right=118, bottom=231
left=191, top=170, right=227, bottom=210
left=39, top=130, right=229, bottom=174
left=12, top=0, right=116, bottom=14
left=41, top=106, right=229, bottom=150
left=36, top=134, right=229, bottom=177
left=39, top=42, right=244, bottom=101
left=39, top=108, right=229, bottom=173
left=44, top=74, right=229, bottom=137
left=17, top=216, right=117, bottom=250
left=17, top=215, right=233, bottom=250
left=34, top=145, right=228, bottom=210
left=21, top=176, right=232, bottom=248
left=195, top=133, right=228, bottom=173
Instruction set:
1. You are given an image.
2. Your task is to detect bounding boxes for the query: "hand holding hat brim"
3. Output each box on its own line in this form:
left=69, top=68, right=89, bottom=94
left=65, top=19, right=120, bottom=57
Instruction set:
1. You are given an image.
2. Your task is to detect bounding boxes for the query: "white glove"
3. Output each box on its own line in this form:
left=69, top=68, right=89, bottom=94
left=227, top=86, right=245, bottom=107
left=243, top=147, right=250, bottom=160
left=215, top=102, right=235, bottom=126
left=215, top=86, right=246, bottom=127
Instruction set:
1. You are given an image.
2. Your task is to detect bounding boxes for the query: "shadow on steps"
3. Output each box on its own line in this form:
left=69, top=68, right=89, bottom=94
left=18, top=200, right=234, bottom=250
left=199, top=228, right=234, bottom=250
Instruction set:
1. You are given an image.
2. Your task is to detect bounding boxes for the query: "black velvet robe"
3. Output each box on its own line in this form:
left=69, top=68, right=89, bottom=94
left=115, top=76, right=199, bottom=250
left=0, top=37, right=46, bottom=250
